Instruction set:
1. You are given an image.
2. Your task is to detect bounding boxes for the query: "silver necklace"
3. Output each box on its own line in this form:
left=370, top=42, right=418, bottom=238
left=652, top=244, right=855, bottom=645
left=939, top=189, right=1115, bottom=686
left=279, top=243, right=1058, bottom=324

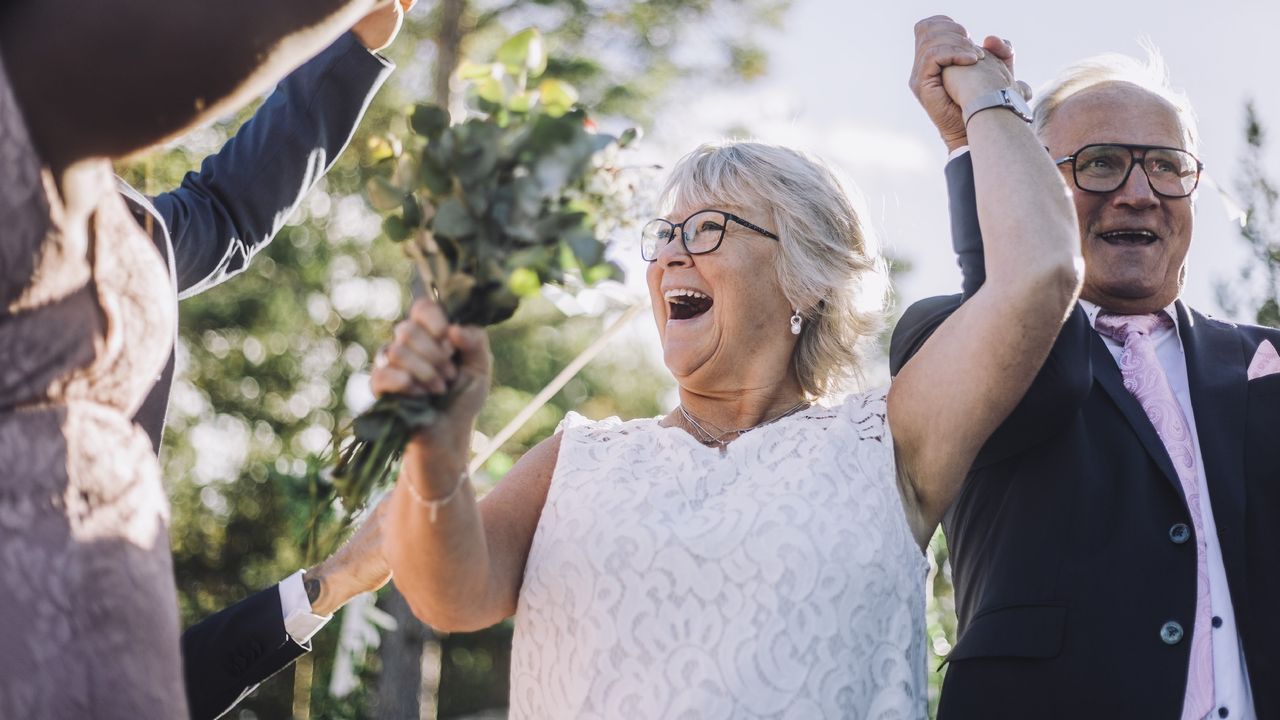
left=677, top=400, right=809, bottom=448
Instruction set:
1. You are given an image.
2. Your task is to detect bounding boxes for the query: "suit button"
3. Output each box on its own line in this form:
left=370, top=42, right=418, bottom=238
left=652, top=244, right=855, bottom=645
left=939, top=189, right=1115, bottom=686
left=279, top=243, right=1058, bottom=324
left=1169, top=523, right=1191, bottom=544
left=1160, top=621, right=1184, bottom=645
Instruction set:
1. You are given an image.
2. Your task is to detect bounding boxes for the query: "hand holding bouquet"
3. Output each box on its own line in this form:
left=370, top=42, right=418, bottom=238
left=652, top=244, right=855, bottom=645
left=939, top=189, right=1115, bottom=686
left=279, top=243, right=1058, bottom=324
left=328, top=28, right=637, bottom=514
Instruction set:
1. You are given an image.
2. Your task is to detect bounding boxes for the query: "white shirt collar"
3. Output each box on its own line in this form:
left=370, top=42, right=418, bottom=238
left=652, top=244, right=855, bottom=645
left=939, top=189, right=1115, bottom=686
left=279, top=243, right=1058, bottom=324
left=1078, top=298, right=1183, bottom=344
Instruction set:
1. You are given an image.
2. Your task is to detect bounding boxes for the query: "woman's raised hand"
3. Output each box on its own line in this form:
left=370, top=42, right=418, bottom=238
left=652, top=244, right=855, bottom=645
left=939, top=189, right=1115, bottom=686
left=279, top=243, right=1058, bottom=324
left=371, top=297, right=492, bottom=448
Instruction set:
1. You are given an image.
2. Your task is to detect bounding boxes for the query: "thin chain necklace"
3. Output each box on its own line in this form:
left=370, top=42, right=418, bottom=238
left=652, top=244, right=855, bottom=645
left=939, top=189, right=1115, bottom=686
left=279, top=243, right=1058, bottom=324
left=677, top=400, right=809, bottom=448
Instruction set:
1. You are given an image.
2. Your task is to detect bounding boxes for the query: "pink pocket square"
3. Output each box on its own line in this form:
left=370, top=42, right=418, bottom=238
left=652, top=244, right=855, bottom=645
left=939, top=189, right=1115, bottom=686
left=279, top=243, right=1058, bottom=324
left=1248, top=339, right=1280, bottom=380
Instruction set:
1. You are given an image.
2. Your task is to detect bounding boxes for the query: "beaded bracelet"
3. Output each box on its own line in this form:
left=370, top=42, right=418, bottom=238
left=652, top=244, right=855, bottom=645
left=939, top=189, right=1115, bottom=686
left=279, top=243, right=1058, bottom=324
left=401, top=470, right=469, bottom=522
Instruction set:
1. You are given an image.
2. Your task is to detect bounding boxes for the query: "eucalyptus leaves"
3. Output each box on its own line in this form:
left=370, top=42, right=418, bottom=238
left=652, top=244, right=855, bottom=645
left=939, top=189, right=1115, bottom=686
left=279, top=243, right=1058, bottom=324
left=329, top=28, right=637, bottom=511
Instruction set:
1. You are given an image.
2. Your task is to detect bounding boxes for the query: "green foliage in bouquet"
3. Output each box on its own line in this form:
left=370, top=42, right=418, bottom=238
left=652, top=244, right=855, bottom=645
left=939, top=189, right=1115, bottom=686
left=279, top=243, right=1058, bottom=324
left=328, top=28, right=638, bottom=515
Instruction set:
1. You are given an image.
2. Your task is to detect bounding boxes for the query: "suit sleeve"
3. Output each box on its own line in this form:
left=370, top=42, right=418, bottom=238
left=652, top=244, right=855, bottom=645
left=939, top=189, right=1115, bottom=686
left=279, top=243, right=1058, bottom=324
left=946, top=151, right=986, bottom=300
left=181, top=585, right=309, bottom=720
left=151, top=32, right=394, bottom=298
left=889, top=152, right=1093, bottom=466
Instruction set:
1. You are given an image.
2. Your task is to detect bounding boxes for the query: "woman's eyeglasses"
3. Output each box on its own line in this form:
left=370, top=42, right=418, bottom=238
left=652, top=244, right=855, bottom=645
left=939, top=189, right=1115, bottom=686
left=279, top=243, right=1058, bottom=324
left=641, top=209, right=778, bottom=262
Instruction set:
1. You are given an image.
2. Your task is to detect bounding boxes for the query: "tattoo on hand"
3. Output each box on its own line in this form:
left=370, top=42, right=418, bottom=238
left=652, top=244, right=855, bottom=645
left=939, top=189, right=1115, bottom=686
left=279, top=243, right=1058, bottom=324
left=306, top=577, right=322, bottom=606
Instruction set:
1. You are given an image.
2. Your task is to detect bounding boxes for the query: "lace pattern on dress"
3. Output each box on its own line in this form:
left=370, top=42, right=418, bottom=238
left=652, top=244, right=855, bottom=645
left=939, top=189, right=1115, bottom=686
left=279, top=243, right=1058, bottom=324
left=510, top=387, right=927, bottom=719
left=0, top=47, right=187, bottom=718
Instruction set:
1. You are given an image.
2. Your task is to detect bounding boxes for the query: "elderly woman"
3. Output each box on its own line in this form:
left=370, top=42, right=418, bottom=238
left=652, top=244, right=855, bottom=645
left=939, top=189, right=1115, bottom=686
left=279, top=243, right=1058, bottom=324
left=379, top=50, right=1081, bottom=716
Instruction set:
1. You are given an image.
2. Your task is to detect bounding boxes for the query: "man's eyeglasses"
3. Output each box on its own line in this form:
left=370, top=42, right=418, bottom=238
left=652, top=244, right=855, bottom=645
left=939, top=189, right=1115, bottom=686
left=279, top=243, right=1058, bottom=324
left=1053, top=143, right=1203, bottom=199
left=641, top=209, right=779, bottom=262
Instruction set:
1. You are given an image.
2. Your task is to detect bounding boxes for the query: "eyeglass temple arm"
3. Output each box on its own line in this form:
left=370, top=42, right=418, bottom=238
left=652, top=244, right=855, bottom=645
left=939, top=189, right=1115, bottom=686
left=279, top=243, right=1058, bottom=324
left=728, top=213, right=779, bottom=240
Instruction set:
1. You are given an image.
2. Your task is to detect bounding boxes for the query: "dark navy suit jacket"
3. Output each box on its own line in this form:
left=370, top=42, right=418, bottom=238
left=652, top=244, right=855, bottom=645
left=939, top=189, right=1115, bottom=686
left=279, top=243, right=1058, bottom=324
left=119, top=33, right=392, bottom=720
left=891, top=153, right=1280, bottom=719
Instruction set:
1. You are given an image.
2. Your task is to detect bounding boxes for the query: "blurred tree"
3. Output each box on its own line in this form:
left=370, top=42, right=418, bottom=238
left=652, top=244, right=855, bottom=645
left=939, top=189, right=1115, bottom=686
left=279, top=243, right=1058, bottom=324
left=122, top=1, right=788, bottom=718
left=1218, top=101, right=1280, bottom=327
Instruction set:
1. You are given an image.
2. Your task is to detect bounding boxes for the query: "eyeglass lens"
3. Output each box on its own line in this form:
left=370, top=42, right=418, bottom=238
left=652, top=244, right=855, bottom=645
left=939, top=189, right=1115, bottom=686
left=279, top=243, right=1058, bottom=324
left=1073, top=144, right=1200, bottom=197
left=641, top=211, right=728, bottom=260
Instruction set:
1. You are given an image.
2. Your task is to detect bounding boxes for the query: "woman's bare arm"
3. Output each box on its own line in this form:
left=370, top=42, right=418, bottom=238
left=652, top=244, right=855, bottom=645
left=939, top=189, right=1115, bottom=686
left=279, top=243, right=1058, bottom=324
left=386, top=432, right=560, bottom=632
left=371, top=299, right=558, bottom=632
left=0, top=0, right=383, bottom=170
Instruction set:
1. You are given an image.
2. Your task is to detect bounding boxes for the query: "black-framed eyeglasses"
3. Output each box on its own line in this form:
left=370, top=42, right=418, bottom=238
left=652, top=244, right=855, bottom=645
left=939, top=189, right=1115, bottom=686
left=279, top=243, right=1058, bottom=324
left=641, top=209, right=779, bottom=262
left=1053, top=143, right=1203, bottom=199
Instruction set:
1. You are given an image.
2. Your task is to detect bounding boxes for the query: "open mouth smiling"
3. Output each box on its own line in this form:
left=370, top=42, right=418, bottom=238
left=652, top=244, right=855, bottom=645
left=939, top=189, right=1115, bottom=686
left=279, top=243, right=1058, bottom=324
left=1098, top=228, right=1160, bottom=246
left=665, top=288, right=714, bottom=321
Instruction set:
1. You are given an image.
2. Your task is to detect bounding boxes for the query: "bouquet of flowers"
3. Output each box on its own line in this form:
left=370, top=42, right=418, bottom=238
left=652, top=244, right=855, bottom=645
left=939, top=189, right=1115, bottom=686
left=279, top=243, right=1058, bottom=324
left=327, top=28, right=637, bottom=514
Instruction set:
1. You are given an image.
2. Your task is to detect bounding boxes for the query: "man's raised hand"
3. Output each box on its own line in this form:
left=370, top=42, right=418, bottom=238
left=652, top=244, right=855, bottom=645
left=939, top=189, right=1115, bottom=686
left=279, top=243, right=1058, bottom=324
left=352, top=0, right=418, bottom=52
left=909, top=16, right=1028, bottom=153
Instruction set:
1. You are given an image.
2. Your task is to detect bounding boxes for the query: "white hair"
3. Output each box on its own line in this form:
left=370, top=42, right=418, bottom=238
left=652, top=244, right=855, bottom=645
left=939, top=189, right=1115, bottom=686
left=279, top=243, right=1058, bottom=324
left=659, top=140, right=888, bottom=399
left=1033, top=43, right=1199, bottom=152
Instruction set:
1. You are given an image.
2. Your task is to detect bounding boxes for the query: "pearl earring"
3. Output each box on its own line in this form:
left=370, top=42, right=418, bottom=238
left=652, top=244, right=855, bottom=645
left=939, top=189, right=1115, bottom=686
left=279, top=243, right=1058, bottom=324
left=790, top=310, right=802, bottom=335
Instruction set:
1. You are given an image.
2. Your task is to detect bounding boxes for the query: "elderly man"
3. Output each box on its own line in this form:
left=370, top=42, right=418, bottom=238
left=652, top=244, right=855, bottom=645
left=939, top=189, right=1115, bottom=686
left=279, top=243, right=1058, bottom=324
left=893, top=16, right=1280, bottom=720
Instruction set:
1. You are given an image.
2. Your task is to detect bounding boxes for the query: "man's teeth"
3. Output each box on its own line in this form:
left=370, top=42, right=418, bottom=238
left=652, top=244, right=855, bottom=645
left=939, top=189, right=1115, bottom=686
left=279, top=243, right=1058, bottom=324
left=1100, top=229, right=1159, bottom=240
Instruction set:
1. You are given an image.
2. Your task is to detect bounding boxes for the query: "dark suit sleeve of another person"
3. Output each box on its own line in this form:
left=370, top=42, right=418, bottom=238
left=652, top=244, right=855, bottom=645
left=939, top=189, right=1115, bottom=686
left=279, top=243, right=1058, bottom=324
left=151, top=31, right=393, bottom=298
left=181, top=585, right=308, bottom=720
left=888, top=151, right=1093, bottom=467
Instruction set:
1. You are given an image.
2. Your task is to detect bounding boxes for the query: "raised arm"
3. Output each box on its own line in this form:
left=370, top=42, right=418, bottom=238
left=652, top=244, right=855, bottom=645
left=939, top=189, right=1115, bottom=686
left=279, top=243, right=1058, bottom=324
left=0, top=0, right=386, bottom=170
left=888, top=17, right=1082, bottom=546
left=150, top=29, right=394, bottom=297
left=375, top=299, right=554, bottom=632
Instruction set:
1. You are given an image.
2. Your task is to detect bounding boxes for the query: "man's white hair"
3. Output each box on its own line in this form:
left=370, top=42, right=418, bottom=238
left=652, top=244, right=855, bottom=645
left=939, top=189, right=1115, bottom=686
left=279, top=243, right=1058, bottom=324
left=659, top=141, right=888, bottom=399
left=1033, top=43, right=1199, bottom=152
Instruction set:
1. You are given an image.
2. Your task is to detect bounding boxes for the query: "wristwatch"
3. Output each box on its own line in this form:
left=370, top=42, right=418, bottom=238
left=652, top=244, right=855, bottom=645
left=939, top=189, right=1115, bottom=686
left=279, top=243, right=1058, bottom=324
left=963, top=87, right=1033, bottom=126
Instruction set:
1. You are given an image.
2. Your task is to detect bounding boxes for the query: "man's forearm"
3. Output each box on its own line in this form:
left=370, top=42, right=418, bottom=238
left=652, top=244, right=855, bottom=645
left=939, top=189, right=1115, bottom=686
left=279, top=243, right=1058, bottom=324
left=303, top=499, right=393, bottom=617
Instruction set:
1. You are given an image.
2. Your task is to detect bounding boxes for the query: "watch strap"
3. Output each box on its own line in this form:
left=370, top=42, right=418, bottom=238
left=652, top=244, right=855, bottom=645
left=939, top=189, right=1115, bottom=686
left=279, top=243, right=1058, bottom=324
left=962, top=87, right=1033, bottom=126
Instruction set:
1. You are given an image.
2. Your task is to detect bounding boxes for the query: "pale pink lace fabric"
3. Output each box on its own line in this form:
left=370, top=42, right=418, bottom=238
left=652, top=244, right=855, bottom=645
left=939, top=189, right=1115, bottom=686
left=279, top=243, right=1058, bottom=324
left=0, top=50, right=186, bottom=717
left=510, top=388, right=927, bottom=719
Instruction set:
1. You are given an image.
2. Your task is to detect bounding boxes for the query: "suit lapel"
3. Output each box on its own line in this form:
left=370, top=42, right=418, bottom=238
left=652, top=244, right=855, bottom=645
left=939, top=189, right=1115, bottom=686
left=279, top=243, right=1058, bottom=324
left=1177, top=302, right=1249, bottom=591
left=1089, top=321, right=1185, bottom=499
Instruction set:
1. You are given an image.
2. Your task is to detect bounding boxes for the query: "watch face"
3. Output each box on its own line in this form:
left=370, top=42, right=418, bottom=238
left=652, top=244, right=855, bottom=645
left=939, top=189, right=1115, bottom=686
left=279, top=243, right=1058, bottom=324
left=1008, top=90, right=1032, bottom=119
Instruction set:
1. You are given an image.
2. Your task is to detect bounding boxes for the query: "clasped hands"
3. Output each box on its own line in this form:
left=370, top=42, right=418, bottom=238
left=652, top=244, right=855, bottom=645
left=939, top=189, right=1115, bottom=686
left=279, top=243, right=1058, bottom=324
left=909, top=15, right=1033, bottom=152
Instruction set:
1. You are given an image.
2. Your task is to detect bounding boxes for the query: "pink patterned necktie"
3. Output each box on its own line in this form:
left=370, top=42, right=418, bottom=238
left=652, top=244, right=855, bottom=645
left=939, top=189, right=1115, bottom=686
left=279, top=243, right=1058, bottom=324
left=1094, top=312, right=1213, bottom=720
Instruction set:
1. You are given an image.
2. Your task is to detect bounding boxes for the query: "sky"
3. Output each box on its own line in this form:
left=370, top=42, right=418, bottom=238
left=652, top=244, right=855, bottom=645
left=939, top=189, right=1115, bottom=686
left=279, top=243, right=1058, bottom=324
left=630, top=0, right=1280, bottom=325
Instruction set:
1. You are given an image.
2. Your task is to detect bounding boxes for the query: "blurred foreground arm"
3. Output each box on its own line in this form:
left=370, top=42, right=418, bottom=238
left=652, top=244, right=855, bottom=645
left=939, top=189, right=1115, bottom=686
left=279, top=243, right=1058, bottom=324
left=0, top=0, right=387, bottom=170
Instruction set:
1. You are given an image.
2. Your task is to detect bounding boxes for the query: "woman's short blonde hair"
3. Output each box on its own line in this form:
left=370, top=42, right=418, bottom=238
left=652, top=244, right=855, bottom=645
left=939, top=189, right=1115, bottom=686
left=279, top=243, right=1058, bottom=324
left=1033, top=45, right=1199, bottom=152
left=659, top=141, right=888, bottom=399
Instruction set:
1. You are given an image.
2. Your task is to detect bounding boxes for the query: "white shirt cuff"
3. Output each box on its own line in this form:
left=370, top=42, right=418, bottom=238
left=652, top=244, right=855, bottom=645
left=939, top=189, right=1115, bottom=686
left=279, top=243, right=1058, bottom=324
left=280, top=569, right=333, bottom=645
left=947, top=145, right=971, bottom=163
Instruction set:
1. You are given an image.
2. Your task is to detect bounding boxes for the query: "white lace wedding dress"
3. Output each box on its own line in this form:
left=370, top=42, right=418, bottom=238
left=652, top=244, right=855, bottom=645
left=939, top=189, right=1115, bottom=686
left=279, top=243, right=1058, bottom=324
left=508, top=388, right=928, bottom=719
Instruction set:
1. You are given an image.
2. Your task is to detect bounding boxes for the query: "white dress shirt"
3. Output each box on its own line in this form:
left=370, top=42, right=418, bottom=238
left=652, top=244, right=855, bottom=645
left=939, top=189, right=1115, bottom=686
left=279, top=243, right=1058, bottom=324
left=279, top=569, right=333, bottom=645
left=1080, top=300, right=1255, bottom=720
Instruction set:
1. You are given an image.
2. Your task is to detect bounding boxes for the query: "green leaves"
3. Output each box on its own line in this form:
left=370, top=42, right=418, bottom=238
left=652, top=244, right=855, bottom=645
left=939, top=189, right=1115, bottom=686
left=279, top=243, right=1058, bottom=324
left=342, top=26, right=640, bottom=516
left=537, top=79, right=578, bottom=117
left=432, top=198, right=477, bottom=240
left=410, top=104, right=450, bottom=142
left=497, top=28, right=547, bottom=78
